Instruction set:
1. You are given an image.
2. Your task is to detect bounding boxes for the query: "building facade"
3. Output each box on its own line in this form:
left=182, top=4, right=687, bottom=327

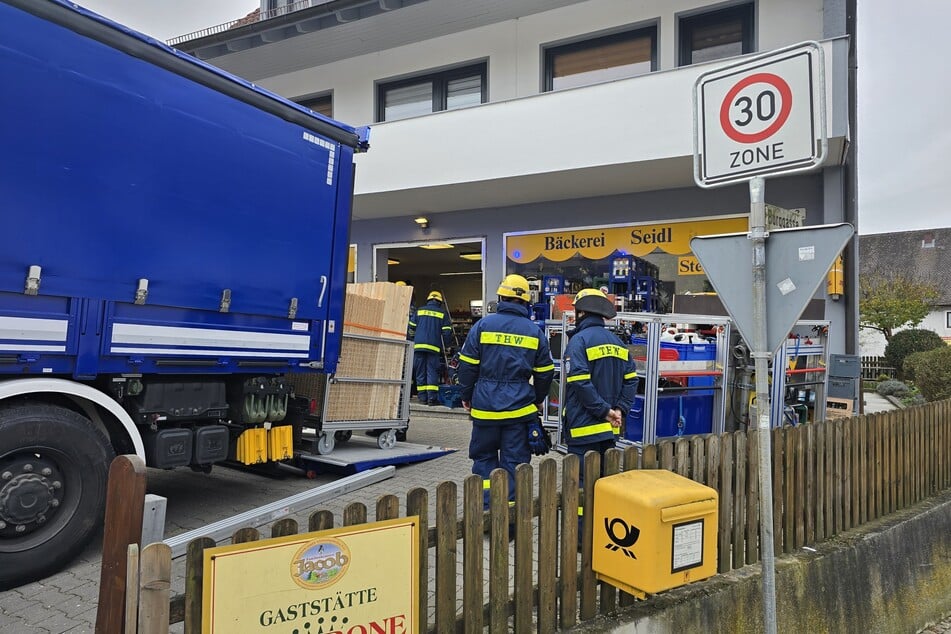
left=175, top=0, right=857, bottom=352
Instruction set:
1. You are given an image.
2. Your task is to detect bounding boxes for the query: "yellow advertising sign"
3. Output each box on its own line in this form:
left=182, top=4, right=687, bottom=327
left=202, top=517, right=418, bottom=634
left=505, top=217, right=748, bottom=263
left=677, top=256, right=705, bottom=276
left=348, top=245, right=356, bottom=274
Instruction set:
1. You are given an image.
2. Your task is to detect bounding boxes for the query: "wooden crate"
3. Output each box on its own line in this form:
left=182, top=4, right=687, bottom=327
left=288, top=283, right=412, bottom=422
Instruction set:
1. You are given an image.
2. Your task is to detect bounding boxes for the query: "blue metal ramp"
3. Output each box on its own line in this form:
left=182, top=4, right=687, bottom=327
left=298, top=436, right=456, bottom=475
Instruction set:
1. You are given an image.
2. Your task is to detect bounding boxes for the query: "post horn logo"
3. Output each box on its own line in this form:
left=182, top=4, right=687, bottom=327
left=290, top=537, right=351, bottom=589
left=604, top=517, right=639, bottom=559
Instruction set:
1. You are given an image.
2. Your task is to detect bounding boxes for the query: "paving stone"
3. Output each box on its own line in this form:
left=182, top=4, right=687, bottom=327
left=28, top=608, right=81, bottom=634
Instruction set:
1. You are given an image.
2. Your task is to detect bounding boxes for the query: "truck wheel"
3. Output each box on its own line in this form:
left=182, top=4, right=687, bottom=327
left=0, top=404, right=114, bottom=590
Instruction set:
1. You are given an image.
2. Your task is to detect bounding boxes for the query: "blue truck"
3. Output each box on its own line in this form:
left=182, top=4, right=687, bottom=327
left=0, top=0, right=368, bottom=588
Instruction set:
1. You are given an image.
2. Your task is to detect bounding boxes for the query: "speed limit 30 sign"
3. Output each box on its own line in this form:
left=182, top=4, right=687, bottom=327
left=694, top=41, right=826, bottom=187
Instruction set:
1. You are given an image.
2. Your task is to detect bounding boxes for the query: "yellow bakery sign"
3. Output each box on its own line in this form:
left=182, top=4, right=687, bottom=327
left=505, top=217, right=748, bottom=263
left=202, top=517, right=418, bottom=634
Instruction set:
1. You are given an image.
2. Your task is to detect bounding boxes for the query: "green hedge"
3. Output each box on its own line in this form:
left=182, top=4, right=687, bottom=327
left=913, top=346, right=951, bottom=402
left=884, top=329, right=945, bottom=379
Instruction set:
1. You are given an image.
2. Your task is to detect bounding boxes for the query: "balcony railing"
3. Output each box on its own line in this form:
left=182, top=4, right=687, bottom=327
left=167, top=0, right=334, bottom=46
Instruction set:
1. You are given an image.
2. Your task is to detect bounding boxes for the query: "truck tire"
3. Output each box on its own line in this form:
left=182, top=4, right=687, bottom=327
left=0, top=403, right=114, bottom=590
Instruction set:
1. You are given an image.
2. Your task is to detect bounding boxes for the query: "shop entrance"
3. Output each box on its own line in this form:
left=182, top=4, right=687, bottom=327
left=374, top=238, right=484, bottom=346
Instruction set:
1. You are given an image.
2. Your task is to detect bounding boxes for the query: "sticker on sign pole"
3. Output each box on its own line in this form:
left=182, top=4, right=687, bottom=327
left=693, top=41, right=827, bottom=188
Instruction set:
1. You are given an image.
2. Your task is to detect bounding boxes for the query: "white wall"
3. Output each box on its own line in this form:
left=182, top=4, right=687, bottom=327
left=259, top=0, right=825, bottom=126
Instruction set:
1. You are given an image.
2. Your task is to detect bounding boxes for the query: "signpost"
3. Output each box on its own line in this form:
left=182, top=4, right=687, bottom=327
left=692, top=41, right=844, bottom=634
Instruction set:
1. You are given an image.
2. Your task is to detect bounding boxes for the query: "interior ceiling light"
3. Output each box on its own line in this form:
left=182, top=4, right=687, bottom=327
left=387, top=258, right=400, bottom=265
left=459, top=252, right=482, bottom=261
left=419, top=243, right=454, bottom=250
left=439, top=271, right=482, bottom=276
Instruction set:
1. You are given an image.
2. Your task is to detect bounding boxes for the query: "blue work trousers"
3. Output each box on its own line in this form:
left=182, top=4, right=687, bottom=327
left=469, top=422, right=530, bottom=509
left=414, top=351, right=441, bottom=403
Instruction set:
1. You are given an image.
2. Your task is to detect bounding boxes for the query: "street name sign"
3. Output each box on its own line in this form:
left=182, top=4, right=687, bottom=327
left=694, top=41, right=826, bottom=188
left=689, top=223, right=854, bottom=354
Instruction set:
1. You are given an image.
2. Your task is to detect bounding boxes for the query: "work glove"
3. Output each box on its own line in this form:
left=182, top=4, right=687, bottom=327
left=527, top=417, right=551, bottom=456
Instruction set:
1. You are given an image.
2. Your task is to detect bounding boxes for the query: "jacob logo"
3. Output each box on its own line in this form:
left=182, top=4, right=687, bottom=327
left=604, top=517, right=640, bottom=559
left=290, top=537, right=351, bottom=590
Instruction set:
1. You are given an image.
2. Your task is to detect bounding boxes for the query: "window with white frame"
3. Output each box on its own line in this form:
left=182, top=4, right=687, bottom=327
left=543, top=26, right=657, bottom=92
left=946, top=311, right=951, bottom=329
left=679, top=3, right=754, bottom=66
left=377, top=62, right=487, bottom=122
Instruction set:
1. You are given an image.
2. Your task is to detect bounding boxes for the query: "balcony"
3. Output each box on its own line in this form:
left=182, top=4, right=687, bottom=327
left=352, top=38, right=849, bottom=221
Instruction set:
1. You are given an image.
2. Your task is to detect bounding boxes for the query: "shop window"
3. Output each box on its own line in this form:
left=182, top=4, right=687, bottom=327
left=377, top=62, right=487, bottom=122
left=679, top=3, right=754, bottom=66
left=544, top=26, right=657, bottom=92
left=295, top=93, right=332, bottom=119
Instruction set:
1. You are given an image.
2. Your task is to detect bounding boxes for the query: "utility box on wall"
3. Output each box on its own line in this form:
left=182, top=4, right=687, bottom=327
left=592, top=470, right=718, bottom=597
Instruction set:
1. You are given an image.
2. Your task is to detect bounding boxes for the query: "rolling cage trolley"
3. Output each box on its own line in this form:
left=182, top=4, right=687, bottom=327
left=769, top=320, right=832, bottom=427
left=549, top=312, right=732, bottom=451
left=290, top=332, right=413, bottom=454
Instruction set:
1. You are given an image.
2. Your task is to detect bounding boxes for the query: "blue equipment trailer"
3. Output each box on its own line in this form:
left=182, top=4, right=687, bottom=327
left=0, top=0, right=368, bottom=589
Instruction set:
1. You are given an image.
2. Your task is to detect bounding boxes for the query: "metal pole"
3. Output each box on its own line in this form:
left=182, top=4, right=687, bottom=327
left=749, top=176, right=777, bottom=634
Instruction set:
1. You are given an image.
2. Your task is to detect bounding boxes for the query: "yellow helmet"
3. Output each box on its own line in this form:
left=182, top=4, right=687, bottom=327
left=394, top=281, right=407, bottom=287
left=496, top=274, right=530, bottom=300
left=572, top=288, right=616, bottom=319
left=427, top=290, right=443, bottom=302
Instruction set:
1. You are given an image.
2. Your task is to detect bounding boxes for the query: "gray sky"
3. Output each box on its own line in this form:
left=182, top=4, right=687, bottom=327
left=74, top=0, right=950, bottom=236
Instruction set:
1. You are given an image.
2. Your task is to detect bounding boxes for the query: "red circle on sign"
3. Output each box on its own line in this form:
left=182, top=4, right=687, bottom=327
left=719, top=72, right=793, bottom=144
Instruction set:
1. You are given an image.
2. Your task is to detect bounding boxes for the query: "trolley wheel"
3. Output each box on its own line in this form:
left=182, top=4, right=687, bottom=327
left=376, top=430, right=397, bottom=450
left=334, top=430, right=352, bottom=443
left=316, top=432, right=336, bottom=455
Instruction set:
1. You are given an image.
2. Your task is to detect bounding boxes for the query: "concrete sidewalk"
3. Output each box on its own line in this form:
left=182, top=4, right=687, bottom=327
left=863, top=391, right=899, bottom=414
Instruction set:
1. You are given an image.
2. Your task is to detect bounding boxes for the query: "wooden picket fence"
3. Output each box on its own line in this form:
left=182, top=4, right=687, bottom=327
left=860, top=355, right=897, bottom=380
left=97, top=399, right=951, bottom=633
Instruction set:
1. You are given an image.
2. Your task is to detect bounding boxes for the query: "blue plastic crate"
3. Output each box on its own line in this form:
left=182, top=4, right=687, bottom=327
left=438, top=385, right=464, bottom=408
left=624, top=393, right=714, bottom=442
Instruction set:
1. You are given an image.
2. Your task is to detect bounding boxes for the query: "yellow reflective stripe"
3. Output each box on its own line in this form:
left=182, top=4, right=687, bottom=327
left=534, top=364, right=555, bottom=373
left=566, top=373, right=591, bottom=383
left=570, top=422, right=614, bottom=438
left=586, top=344, right=629, bottom=361
left=480, top=331, right=539, bottom=350
left=577, top=507, right=584, bottom=516
left=508, top=501, right=515, bottom=507
left=414, top=343, right=440, bottom=352
left=613, top=427, right=620, bottom=435
left=408, top=320, right=416, bottom=327
left=483, top=480, right=491, bottom=490
left=417, top=309, right=445, bottom=319
left=418, top=385, right=439, bottom=392
left=441, top=326, right=452, bottom=330
left=624, top=371, right=638, bottom=379
left=470, top=403, right=538, bottom=420
left=458, top=354, right=480, bottom=365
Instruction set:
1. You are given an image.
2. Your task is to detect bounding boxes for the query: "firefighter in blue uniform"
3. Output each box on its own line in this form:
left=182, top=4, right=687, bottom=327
left=563, top=288, right=638, bottom=464
left=457, top=274, right=554, bottom=508
left=413, top=290, right=452, bottom=405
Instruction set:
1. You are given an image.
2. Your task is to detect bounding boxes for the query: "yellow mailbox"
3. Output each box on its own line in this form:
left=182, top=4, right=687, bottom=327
left=592, top=469, right=718, bottom=598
